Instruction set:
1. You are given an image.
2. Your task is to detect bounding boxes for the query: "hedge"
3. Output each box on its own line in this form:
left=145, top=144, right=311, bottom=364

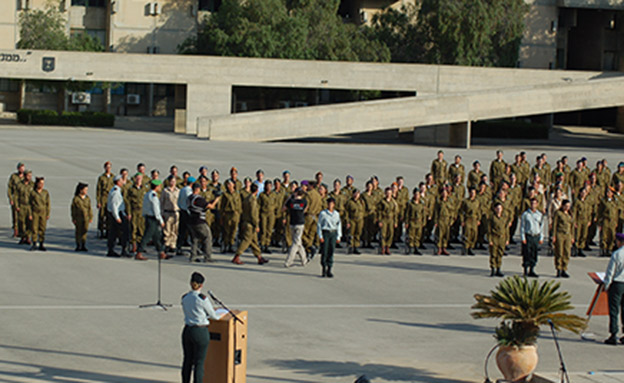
left=17, top=109, right=115, bottom=127
left=472, top=120, right=549, bottom=139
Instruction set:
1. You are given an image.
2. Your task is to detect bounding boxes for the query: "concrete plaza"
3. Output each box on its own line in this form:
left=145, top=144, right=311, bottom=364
left=0, top=123, right=623, bottom=383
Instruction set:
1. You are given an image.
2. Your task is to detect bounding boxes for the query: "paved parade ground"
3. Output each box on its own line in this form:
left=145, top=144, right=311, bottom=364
left=1, top=123, right=624, bottom=383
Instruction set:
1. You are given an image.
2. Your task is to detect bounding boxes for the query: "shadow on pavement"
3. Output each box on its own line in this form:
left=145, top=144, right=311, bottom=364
left=265, top=359, right=473, bottom=383
left=367, top=318, right=492, bottom=335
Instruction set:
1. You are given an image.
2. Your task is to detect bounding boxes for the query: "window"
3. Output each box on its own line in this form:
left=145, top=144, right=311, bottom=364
left=0, top=79, right=19, bottom=92
left=198, top=0, right=221, bottom=12
left=71, top=0, right=106, bottom=7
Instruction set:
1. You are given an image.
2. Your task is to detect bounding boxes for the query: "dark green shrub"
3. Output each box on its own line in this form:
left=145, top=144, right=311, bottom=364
left=17, top=109, right=114, bottom=127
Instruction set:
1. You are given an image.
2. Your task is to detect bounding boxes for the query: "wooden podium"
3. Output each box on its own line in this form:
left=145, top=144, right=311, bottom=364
left=586, top=272, right=609, bottom=317
left=204, top=310, right=247, bottom=383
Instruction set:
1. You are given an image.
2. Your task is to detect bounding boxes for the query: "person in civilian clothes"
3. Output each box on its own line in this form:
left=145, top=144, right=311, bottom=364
left=318, top=197, right=342, bottom=278
left=284, top=187, right=308, bottom=268
left=136, top=180, right=170, bottom=261
left=106, top=175, right=131, bottom=258
left=520, top=198, right=544, bottom=277
left=160, top=176, right=180, bottom=254
left=603, top=233, right=624, bottom=345
left=188, top=182, right=220, bottom=263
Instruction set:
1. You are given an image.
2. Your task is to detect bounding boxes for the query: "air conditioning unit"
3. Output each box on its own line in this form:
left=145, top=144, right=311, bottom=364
left=149, top=2, right=161, bottom=15
left=111, top=1, right=119, bottom=14
left=72, top=92, right=91, bottom=105
left=127, top=94, right=141, bottom=105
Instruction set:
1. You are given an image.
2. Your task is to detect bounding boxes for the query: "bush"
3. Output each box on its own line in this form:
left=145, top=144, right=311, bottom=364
left=17, top=109, right=115, bottom=127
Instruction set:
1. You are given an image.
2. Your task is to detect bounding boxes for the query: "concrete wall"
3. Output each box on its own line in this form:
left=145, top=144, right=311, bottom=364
left=559, top=0, right=624, bottom=10
left=520, top=0, right=558, bottom=69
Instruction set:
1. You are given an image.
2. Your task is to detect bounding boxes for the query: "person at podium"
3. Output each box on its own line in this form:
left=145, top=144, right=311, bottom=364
left=181, top=272, right=220, bottom=383
left=604, top=233, right=624, bottom=345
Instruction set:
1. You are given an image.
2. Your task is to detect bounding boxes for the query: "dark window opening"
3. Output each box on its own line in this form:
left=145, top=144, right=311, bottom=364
left=198, top=0, right=222, bottom=12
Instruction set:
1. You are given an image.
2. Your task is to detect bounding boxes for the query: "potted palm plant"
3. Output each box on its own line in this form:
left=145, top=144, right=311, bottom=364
left=471, top=276, right=587, bottom=382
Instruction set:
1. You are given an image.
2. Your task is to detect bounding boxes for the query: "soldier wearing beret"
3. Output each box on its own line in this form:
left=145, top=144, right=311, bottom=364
left=29, top=177, right=50, bottom=251
left=7, top=162, right=25, bottom=238
left=16, top=170, right=33, bottom=245
left=96, top=161, right=114, bottom=239
left=552, top=200, right=573, bottom=278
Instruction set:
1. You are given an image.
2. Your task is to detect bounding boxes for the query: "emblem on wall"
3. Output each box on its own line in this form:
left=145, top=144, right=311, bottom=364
left=42, top=57, right=55, bottom=72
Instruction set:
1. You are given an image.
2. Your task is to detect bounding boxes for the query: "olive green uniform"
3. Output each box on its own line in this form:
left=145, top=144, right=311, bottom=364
left=489, top=159, right=506, bottom=191
left=612, top=171, right=624, bottom=187
left=488, top=214, right=507, bottom=269
left=258, top=191, right=276, bottom=248
left=598, top=197, right=620, bottom=253
left=572, top=197, right=591, bottom=251
left=71, top=195, right=93, bottom=247
left=377, top=198, right=397, bottom=248
left=220, top=190, right=242, bottom=248
left=433, top=197, right=453, bottom=250
left=568, top=169, right=587, bottom=199
left=236, top=194, right=262, bottom=257
left=127, top=183, right=147, bottom=247
left=303, top=188, right=323, bottom=250
left=448, top=164, right=465, bottom=185
left=467, top=169, right=484, bottom=190
left=345, top=197, right=365, bottom=249
left=96, top=173, right=114, bottom=235
left=30, top=188, right=50, bottom=243
left=552, top=209, right=573, bottom=271
left=16, top=180, right=33, bottom=241
left=460, top=197, right=480, bottom=251
left=272, top=188, right=288, bottom=246
left=394, top=187, right=409, bottom=244
left=361, top=192, right=377, bottom=247
left=405, top=198, right=426, bottom=249
left=431, top=159, right=448, bottom=186
left=7, top=172, right=22, bottom=233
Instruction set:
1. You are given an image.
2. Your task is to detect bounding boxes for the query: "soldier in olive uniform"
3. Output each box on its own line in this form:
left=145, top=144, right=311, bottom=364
left=330, top=179, right=348, bottom=245
left=552, top=200, right=573, bottom=278
left=7, top=162, right=25, bottom=238
left=96, top=161, right=114, bottom=239
left=460, top=187, right=480, bottom=256
left=476, top=181, right=491, bottom=249
left=342, top=175, right=356, bottom=199
left=433, top=188, right=454, bottom=256
left=29, top=177, right=50, bottom=251
left=612, top=162, right=624, bottom=187
left=271, top=178, right=287, bottom=248
left=302, top=181, right=323, bottom=257
left=232, top=184, right=268, bottom=265
left=405, top=188, right=426, bottom=255
left=219, top=179, right=242, bottom=253
left=488, top=203, right=507, bottom=277
left=345, top=189, right=365, bottom=254
left=377, top=187, right=398, bottom=255
left=572, top=187, right=592, bottom=258
left=361, top=181, right=377, bottom=248
left=467, top=161, right=484, bottom=190
left=258, top=180, right=276, bottom=253
left=127, top=173, right=147, bottom=253
left=431, top=150, right=448, bottom=186
left=599, top=188, right=620, bottom=256
left=569, top=160, right=588, bottom=200
left=448, top=155, right=465, bottom=185
left=168, top=165, right=184, bottom=190
left=489, top=150, right=506, bottom=191
left=71, top=182, right=93, bottom=251
left=393, top=177, right=409, bottom=247
left=16, top=170, right=33, bottom=245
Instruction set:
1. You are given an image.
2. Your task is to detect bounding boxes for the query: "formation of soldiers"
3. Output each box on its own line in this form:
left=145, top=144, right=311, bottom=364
left=7, top=150, right=624, bottom=277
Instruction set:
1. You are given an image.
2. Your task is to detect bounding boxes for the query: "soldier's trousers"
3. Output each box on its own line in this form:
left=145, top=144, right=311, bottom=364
left=463, top=220, right=478, bottom=250
left=522, top=234, right=540, bottom=268
left=107, top=213, right=129, bottom=254
left=139, top=216, right=163, bottom=254
left=74, top=219, right=89, bottom=246
left=273, top=215, right=285, bottom=245
left=393, top=216, right=404, bottom=243
left=260, top=213, right=275, bottom=247
left=190, top=222, right=212, bottom=260
left=379, top=220, right=394, bottom=247
left=509, top=214, right=519, bottom=241
left=98, top=206, right=107, bottom=233
left=588, top=218, right=598, bottom=245
left=221, top=212, right=239, bottom=247
left=177, top=211, right=190, bottom=249
left=477, top=216, right=489, bottom=245
left=236, top=223, right=261, bottom=257
left=11, top=205, right=17, bottom=230
left=163, top=212, right=179, bottom=249
left=601, top=222, right=617, bottom=252
left=130, top=212, right=144, bottom=245
left=284, top=221, right=293, bottom=248
left=489, top=241, right=504, bottom=268
left=17, top=208, right=30, bottom=239
left=321, top=230, right=337, bottom=268
left=607, top=282, right=624, bottom=336
left=554, top=234, right=571, bottom=271
left=285, top=224, right=306, bottom=267
left=302, top=215, right=318, bottom=250
left=349, top=219, right=363, bottom=248
left=363, top=214, right=376, bottom=245
left=31, top=212, right=47, bottom=243
left=181, top=325, right=209, bottom=383
left=406, top=222, right=422, bottom=248
left=575, top=221, right=589, bottom=250
left=210, top=210, right=221, bottom=243
left=436, top=221, right=450, bottom=249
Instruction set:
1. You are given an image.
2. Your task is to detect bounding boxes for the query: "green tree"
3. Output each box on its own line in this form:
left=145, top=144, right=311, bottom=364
left=179, top=0, right=389, bottom=62
left=366, top=4, right=426, bottom=63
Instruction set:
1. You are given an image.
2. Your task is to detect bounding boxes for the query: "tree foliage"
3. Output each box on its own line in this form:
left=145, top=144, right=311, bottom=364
left=178, top=0, right=390, bottom=62
left=17, top=1, right=104, bottom=52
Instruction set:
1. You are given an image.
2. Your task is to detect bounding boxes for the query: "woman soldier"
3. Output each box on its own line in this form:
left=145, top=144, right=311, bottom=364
left=71, top=182, right=93, bottom=251
left=29, top=177, right=50, bottom=251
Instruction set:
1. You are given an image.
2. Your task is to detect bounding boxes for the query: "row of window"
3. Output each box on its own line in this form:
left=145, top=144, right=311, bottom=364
left=67, top=0, right=222, bottom=10
left=71, top=0, right=107, bottom=7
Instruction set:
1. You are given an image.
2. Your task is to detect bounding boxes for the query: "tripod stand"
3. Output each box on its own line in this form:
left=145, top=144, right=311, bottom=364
left=548, top=319, right=570, bottom=383
left=140, top=255, right=172, bottom=311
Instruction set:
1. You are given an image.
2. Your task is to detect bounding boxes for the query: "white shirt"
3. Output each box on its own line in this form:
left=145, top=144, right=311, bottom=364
left=142, top=190, right=163, bottom=225
left=317, top=209, right=342, bottom=240
left=177, top=185, right=192, bottom=213
left=604, top=246, right=624, bottom=289
left=106, top=185, right=125, bottom=221
left=181, top=290, right=220, bottom=326
left=520, top=209, right=544, bottom=242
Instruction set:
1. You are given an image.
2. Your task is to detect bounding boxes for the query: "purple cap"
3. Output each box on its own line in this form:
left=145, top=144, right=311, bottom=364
left=301, top=180, right=309, bottom=186
left=617, top=233, right=624, bottom=242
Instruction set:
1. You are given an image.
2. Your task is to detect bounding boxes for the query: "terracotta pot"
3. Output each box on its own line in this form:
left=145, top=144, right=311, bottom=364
left=496, top=344, right=538, bottom=382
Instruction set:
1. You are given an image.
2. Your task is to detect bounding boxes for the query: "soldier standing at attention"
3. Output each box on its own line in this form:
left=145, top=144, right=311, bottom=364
left=520, top=198, right=544, bottom=277
left=394, top=177, right=409, bottom=247
left=181, top=272, right=220, bottom=383
left=160, top=176, right=180, bottom=254
left=489, top=203, right=507, bottom=277
left=377, top=187, right=397, bottom=255
left=342, top=175, right=356, bottom=198
left=302, top=181, right=323, bottom=257
left=220, top=179, right=242, bottom=254
left=361, top=181, right=377, bottom=249
left=227, top=167, right=243, bottom=191
left=489, top=150, right=506, bottom=191
left=431, top=150, right=448, bottom=186
left=137, top=163, right=150, bottom=185
left=16, top=170, right=33, bottom=245
left=599, top=187, right=620, bottom=257
left=572, top=187, right=592, bottom=258
left=460, top=187, right=480, bottom=256
left=448, top=155, right=465, bottom=185
left=96, top=161, right=114, bottom=239
left=569, top=160, right=588, bottom=200
left=208, top=169, right=223, bottom=247
left=345, top=189, right=365, bottom=255
left=318, top=197, right=342, bottom=278
left=467, top=161, right=484, bottom=190
left=433, top=187, right=454, bottom=256
left=552, top=200, right=573, bottom=278
left=612, top=162, right=624, bottom=187
left=29, top=177, right=50, bottom=251
left=232, top=184, right=268, bottom=266
left=258, top=180, right=276, bottom=254
left=71, top=182, right=92, bottom=252
left=127, top=173, right=146, bottom=255
left=272, top=178, right=287, bottom=248
left=7, top=162, right=25, bottom=238
left=405, top=188, right=426, bottom=255
left=330, top=179, right=348, bottom=245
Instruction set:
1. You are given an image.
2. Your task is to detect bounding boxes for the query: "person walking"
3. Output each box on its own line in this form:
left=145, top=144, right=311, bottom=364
left=29, top=177, right=50, bottom=251
left=160, top=176, right=180, bottom=254
left=181, top=272, right=221, bottom=383
left=603, top=233, right=624, bottom=345
left=188, top=182, right=220, bottom=263
left=318, top=197, right=342, bottom=278
left=136, top=180, right=169, bottom=261
left=520, top=198, right=544, bottom=277
left=71, top=182, right=92, bottom=251
left=232, top=184, right=268, bottom=265
left=284, top=187, right=308, bottom=268
left=106, top=175, right=131, bottom=258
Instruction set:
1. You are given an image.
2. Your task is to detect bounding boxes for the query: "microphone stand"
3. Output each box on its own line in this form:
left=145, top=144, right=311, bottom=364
left=140, top=254, right=172, bottom=311
left=208, top=291, right=244, bottom=324
left=548, top=320, right=570, bottom=383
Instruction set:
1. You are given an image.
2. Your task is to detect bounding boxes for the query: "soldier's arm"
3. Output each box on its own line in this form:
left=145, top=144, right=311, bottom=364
left=45, top=191, right=51, bottom=218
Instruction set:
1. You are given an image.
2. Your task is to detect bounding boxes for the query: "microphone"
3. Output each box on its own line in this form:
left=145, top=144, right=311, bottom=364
left=208, top=290, right=217, bottom=300
left=547, top=319, right=555, bottom=329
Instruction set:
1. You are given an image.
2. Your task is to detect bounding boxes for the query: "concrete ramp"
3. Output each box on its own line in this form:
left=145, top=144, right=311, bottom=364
left=198, top=75, right=624, bottom=146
